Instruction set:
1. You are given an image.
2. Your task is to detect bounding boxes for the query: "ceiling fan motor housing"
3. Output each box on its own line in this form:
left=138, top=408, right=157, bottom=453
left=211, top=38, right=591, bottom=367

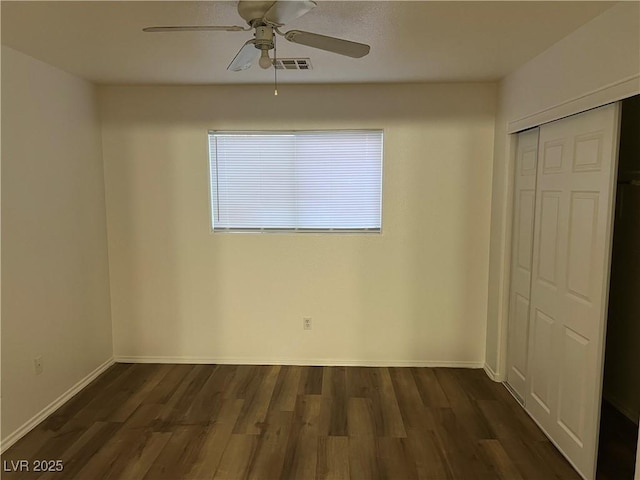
left=254, top=26, right=274, bottom=51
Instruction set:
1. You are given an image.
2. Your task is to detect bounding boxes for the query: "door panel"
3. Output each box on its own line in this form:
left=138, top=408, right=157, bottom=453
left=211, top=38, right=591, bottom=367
left=542, top=141, right=566, bottom=173
left=530, top=308, right=554, bottom=413
left=526, top=103, right=620, bottom=480
left=566, top=192, right=599, bottom=301
left=506, top=128, right=540, bottom=401
left=557, top=325, right=588, bottom=445
left=537, top=191, right=561, bottom=287
left=511, top=293, right=530, bottom=381
left=517, top=190, right=536, bottom=270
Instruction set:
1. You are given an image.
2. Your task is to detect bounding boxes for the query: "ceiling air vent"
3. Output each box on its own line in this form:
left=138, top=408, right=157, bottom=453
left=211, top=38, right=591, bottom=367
left=273, top=58, right=313, bottom=70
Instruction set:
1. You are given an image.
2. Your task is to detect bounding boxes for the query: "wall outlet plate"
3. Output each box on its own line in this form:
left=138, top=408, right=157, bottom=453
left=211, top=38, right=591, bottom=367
left=303, top=317, right=312, bottom=330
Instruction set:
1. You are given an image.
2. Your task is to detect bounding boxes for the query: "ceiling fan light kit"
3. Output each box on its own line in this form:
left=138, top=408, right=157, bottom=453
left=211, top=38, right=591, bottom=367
left=254, top=26, right=275, bottom=69
left=143, top=0, right=371, bottom=72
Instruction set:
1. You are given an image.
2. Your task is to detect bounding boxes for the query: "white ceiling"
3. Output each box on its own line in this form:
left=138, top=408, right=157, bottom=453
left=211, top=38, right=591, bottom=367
left=1, top=1, right=615, bottom=85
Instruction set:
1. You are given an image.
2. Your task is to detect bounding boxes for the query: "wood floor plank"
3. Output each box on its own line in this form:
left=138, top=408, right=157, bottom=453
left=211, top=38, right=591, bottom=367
left=451, top=369, right=498, bottom=401
left=451, top=401, right=496, bottom=441
left=433, top=369, right=496, bottom=440
left=388, top=367, right=435, bottom=432
left=123, top=403, right=165, bottom=431
left=411, top=367, right=450, bottom=408
left=369, top=368, right=407, bottom=438
left=347, top=397, right=376, bottom=437
left=114, top=431, right=173, bottom=480
left=39, top=364, right=132, bottom=432
left=143, top=425, right=209, bottom=480
left=434, top=368, right=475, bottom=408
left=233, top=365, right=280, bottom=435
left=376, top=437, right=418, bottom=480
left=183, top=365, right=238, bottom=426
left=321, top=367, right=347, bottom=437
left=73, top=425, right=146, bottom=479
left=297, top=395, right=324, bottom=436
left=269, top=366, right=303, bottom=412
left=212, top=434, right=258, bottom=480
left=531, top=441, right=582, bottom=480
left=406, top=429, right=452, bottom=480
left=2, top=364, right=586, bottom=480
left=226, top=365, right=261, bottom=400
left=37, top=421, right=121, bottom=480
left=16, top=427, right=87, bottom=472
left=303, top=366, right=324, bottom=395
left=187, top=399, right=245, bottom=480
left=346, top=367, right=373, bottom=398
left=494, top=437, right=561, bottom=480
left=280, top=395, right=323, bottom=479
left=316, top=436, right=350, bottom=480
left=246, top=410, right=292, bottom=480
left=54, top=365, right=143, bottom=430
left=110, top=364, right=173, bottom=423
left=281, top=433, right=318, bottom=480
left=476, top=399, right=544, bottom=444
left=429, top=407, right=495, bottom=480
left=476, top=439, right=525, bottom=480
left=143, top=364, right=197, bottom=405
left=160, top=365, right=215, bottom=427
left=348, top=435, right=380, bottom=480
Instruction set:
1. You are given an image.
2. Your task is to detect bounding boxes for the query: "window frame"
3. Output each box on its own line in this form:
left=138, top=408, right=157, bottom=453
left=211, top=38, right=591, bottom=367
left=207, top=129, right=384, bottom=235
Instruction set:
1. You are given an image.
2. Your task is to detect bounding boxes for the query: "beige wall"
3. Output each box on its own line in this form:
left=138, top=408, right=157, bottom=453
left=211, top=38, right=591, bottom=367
left=100, top=82, right=496, bottom=365
left=485, top=2, right=640, bottom=377
left=502, top=3, right=640, bottom=131
left=1, top=47, right=113, bottom=444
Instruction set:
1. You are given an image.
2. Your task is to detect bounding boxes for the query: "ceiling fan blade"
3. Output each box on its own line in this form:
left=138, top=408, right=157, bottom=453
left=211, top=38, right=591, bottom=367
left=228, top=40, right=260, bottom=71
left=263, top=0, right=317, bottom=26
left=143, top=25, right=246, bottom=33
left=284, top=30, right=370, bottom=58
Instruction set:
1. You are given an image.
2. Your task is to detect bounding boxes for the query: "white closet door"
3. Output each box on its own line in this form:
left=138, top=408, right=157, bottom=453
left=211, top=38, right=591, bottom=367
left=527, top=103, right=621, bottom=480
left=506, top=128, right=539, bottom=402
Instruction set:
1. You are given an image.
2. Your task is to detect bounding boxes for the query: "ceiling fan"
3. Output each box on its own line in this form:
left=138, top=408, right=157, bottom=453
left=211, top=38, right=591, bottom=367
left=143, top=0, right=370, bottom=71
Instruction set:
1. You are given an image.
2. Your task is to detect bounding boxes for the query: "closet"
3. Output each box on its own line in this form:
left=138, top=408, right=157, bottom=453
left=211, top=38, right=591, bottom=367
left=505, top=103, right=621, bottom=480
left=598, top=95, right=640, bottom=480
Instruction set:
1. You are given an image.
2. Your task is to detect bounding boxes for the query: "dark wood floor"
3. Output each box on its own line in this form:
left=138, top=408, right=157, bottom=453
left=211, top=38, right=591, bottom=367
left=2, top=364, right=582, bottom=479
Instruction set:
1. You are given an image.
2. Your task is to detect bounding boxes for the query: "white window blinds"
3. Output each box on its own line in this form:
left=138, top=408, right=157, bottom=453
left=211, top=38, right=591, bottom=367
left=208, top=131, right=383, bottom=232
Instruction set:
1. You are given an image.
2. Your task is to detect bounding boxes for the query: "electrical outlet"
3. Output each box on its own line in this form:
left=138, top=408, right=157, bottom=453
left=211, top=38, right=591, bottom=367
left=34, top=356, right=43, bottom=375
left=303, top=317, right=312, bottom=330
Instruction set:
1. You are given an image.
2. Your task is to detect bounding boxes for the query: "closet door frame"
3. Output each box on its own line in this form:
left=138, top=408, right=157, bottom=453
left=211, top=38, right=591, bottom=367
left=505, top=103, right=621, bottom=480
left=496, top=83, right=639, bottom=385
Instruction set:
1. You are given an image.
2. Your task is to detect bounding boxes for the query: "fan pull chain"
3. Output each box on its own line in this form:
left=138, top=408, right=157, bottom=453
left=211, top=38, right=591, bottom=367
left=274, top=32, right=278, bottom=96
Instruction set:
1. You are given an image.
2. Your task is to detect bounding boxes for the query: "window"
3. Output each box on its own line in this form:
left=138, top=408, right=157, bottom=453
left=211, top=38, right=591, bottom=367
left=208, top=130, right=383, bottom=233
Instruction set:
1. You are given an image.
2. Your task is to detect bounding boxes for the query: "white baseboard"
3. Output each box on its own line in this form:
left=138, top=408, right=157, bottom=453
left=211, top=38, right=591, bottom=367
left=483, top=363, right=507, bottom=382
left=0, top=357, right=115, bottom=454
left=483, top=363, right=499, bottom=381
left=114, top=355, right=484, bottom=369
